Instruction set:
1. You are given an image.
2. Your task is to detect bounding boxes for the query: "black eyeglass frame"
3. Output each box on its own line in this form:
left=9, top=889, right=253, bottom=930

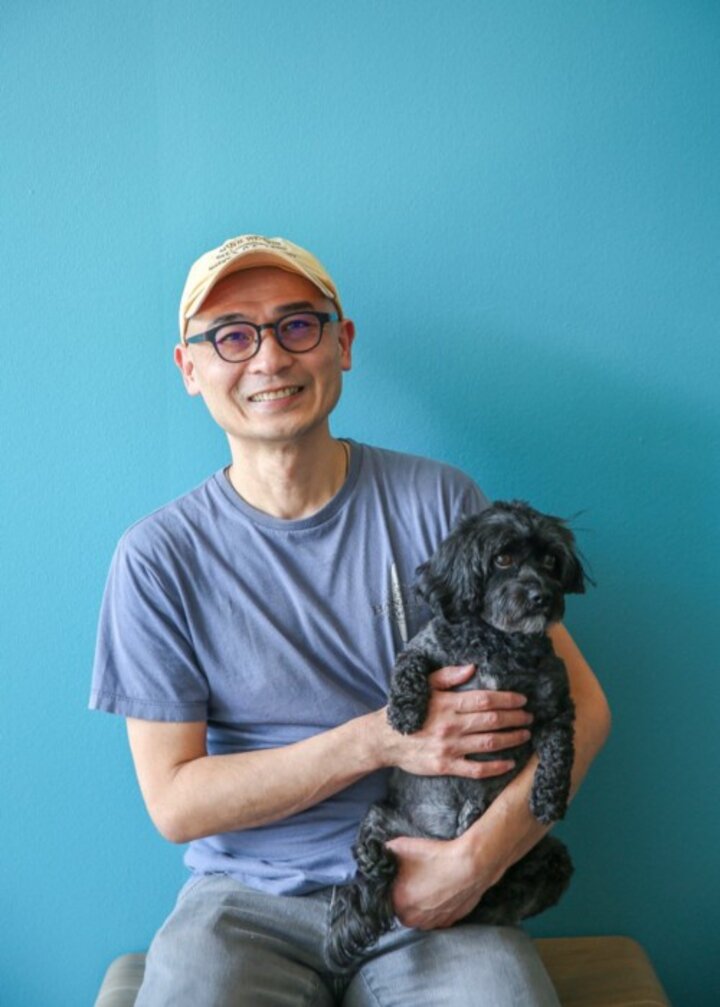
left=184, top=311, right=341, bottom=363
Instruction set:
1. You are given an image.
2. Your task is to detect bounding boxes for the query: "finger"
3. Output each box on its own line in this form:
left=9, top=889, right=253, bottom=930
left=428, top=664, right=476, bottom=689
left=457, top=728, right=532, bottom=754
left=447, top=757, right=517, bottom=779
left=384, top=835, right=421, bottom=856
left=454, top=689, right=528, bottom=712
left=457, top=709, right=534, bottom=733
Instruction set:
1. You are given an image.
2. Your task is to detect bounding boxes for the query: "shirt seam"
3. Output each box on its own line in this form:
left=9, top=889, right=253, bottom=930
left=90, top=689, right=205, bottom=709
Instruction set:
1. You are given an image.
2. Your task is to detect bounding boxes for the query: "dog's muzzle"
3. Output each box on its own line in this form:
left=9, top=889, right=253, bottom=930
left=524, top=583, right=553, bottom=614
left=486, top=577, right=563, bottom=632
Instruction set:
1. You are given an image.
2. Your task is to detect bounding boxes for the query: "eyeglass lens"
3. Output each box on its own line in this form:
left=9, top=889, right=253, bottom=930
left=215, top=313, right=324, bottom=361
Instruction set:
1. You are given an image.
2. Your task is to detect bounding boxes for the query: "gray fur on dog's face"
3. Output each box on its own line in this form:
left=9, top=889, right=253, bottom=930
left=416, top=500, right=586, bottom=632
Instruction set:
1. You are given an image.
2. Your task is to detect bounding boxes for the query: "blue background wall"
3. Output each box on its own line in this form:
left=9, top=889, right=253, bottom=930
left=2, top=2, right=718, bottom=1004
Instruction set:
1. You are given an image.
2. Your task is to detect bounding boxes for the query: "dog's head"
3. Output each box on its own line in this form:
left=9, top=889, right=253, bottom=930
left=416, top=500, right=587, bottom=632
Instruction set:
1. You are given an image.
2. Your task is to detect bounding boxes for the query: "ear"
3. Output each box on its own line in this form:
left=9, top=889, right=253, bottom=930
left=174, top=343, right=203, bottom=397
left=555, top=525, right=587, bottom=595
left=416, top=517, right=486, bottom=621
left=563, top=553, right=587, bottom=594
left=338, top=319, right=355, bottom=372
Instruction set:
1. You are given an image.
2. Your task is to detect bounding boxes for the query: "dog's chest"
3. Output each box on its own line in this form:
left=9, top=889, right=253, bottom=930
left=432, top=620, right=554, bottom=697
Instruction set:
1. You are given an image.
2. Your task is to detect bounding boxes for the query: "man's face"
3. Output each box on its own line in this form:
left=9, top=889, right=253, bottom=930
left=175, top=267, right=354, bottom=449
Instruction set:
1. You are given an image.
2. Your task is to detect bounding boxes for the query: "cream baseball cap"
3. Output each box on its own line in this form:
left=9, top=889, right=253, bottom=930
left=178, top=234, right=343, bottom=338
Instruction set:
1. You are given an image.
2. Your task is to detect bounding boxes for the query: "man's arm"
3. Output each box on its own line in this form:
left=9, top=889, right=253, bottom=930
left=386, top=625, right=610, bottom=929
left=127, top=664, right=534, bottom=844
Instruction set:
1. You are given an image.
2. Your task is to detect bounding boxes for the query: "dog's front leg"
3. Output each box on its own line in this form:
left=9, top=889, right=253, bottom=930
left=387, top=648, right=437, bottom=734
left=529, top=703, right=575, bottom=824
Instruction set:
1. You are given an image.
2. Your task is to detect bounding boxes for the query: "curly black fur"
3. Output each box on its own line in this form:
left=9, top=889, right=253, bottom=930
left=326, top=501, right=587, bottom=972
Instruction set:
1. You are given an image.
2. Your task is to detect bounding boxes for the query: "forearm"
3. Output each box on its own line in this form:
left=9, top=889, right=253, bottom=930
left=129, top=664, right=546, bottom=846
left=130, top=709, right=388, bottom=844
left=457, top=623, right=611, bottom=884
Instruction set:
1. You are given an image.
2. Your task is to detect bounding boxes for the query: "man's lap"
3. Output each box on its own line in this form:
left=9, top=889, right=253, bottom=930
left=136, top=874, right=560, bottom=1007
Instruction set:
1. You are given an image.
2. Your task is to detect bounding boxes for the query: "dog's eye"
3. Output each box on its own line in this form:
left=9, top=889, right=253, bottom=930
left=541, top=554, right=557, bottom=570
left=494, top=554, right=514, bottom=569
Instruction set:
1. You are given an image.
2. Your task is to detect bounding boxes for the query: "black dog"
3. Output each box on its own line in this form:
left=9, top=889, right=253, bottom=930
left=326, top=501, right=586, bottom=971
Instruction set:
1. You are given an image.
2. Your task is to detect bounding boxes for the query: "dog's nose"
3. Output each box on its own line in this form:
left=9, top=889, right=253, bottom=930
left=526, top=586, right=552, bottom=610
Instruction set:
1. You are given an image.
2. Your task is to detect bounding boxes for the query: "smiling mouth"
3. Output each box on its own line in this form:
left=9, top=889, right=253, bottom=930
left=248, top=386, right=303, bottom=403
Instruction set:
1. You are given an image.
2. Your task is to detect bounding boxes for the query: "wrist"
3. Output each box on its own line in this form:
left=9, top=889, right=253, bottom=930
left=353, top=707, right=395, bottom=773
left=454, top=827, right=507, bottom=891
left=455, top=788, right=548, bottom=890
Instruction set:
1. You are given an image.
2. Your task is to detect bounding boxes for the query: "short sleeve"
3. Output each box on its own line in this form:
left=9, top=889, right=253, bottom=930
left=453, top=476, right=491, bottom=524
left=89, top=531, right=209, bottom=722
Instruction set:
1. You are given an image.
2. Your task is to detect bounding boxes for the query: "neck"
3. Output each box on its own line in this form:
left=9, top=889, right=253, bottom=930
left=225, top=430, right=350, bottom=520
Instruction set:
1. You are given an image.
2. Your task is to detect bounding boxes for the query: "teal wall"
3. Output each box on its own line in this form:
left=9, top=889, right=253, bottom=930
left=2, top=2, right=718, bottom=1004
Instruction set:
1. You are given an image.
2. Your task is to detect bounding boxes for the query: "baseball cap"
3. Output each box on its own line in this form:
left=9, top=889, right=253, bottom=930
left=178, top=234, right=343, bottom=338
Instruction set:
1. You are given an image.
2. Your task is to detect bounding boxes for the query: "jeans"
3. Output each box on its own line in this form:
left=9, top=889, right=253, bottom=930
left=136, top=874, right=561, bottom=1006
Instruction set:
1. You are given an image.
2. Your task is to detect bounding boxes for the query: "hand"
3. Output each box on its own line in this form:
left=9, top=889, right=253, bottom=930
left=380, top=664, right=532, bottom=779
left=385, top=833, right=492, bottom=930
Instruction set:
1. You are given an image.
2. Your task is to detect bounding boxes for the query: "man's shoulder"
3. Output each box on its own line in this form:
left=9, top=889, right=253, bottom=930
left=116, top=472, right=223, bottom=560
left=358, top=441, right=468, bottom=477
left=357, top=441, right=485, bottom=496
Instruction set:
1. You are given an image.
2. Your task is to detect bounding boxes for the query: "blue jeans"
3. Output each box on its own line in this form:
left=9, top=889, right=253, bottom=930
left=136, top=874, right=561, bottom=1006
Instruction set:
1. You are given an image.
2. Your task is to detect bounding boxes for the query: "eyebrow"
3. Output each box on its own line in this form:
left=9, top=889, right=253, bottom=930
left=208, top=301, right=320, bottom=325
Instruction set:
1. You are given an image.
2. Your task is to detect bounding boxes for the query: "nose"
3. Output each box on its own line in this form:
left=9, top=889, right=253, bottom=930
left=526, top=585, right=552, bottom=610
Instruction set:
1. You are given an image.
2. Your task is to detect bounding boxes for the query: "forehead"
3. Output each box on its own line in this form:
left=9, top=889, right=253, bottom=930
left=191, top=266, right=331, bottom=323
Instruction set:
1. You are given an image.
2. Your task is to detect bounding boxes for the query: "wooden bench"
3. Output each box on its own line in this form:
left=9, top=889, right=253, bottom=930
left=94, top=936, right=670, bottom=1006
left=535, top=937, right=670, bottom=1006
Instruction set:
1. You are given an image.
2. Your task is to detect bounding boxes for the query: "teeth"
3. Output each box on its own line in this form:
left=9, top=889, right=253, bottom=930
left=250, top=386, right=301, bottom=402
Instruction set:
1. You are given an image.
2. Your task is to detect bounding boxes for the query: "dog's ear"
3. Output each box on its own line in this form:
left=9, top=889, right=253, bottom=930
left=416, top=516, right=486, bottom=621
left=553, top=522, right=587, bottom=595
left=562, top=551, right=586, bottom=594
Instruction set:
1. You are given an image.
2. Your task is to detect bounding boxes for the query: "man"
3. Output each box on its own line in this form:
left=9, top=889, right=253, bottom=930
left=91, top=234, right=610, bottom=1005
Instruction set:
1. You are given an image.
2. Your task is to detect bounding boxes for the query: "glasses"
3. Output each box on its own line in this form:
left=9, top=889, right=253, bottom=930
left=185, top=311, right=340, bottom=363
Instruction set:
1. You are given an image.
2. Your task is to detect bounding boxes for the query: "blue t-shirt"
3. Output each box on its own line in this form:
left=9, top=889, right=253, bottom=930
left=90, top=441, right=488, bottom=893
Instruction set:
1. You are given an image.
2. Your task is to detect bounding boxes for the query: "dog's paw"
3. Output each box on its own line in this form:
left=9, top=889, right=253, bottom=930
left=355, top=838, right=397, bottom=882
left=386, top=654, right=432, bottom=734
left=529, top=792, right=567, bottom=825
left=387, top=699, right=426, bottom=734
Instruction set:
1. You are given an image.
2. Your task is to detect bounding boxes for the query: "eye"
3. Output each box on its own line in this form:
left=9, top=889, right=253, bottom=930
left=494, top=554, right=514, bottom=570
left=277, top=313, right=322, bottom=349
left=280, top=316, right=313, bottom=333
left=541, top=554, right=557, bottom=571
left=215, top=325, right=255, bottom=349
